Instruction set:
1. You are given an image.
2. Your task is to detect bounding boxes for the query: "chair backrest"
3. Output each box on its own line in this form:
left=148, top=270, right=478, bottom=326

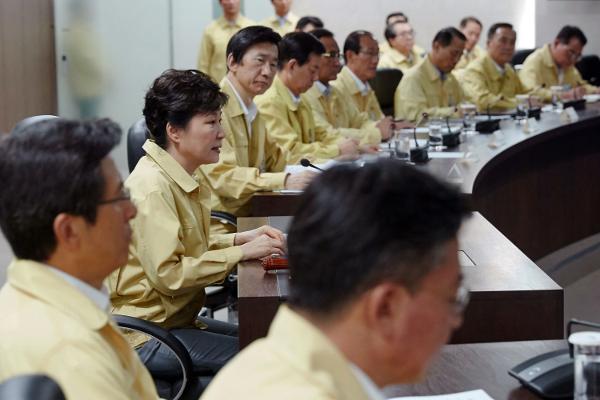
left=0, top=375, right=65, bottom=400
left=127, top=118, right=149, bottom=173
left=576, top=55, right=600, bottom=86
left=511, top=48, right=536, bottom=67
left=369, top=68, right=403, bottom=116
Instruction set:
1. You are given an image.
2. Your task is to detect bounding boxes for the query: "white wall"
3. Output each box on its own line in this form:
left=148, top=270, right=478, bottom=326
left=291, top=0, right=536, bottom=51
left=535, top=0, right=600, bottom=55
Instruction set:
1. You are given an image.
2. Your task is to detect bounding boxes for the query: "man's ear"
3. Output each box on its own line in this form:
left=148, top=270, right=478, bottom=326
left=227, top=53, right=238, bottom=73
left=363, top=282, right=411, bottom=344
left=165, top=122, right=181, bottom=145
left=286, top=58, right=299, bottom=72
left=53, top=213, right=84, bottom=252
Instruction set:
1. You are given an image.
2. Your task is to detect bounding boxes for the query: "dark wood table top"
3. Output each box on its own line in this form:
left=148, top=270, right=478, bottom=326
left=237, top=213, right=563, bottom=347
left=384, top=340, right=567, bottom=400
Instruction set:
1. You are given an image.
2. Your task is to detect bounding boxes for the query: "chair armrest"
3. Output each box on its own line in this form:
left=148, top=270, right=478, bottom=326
left=113, top=315, right=194, bottom=400
left=210, top=211, right=237, bottom=228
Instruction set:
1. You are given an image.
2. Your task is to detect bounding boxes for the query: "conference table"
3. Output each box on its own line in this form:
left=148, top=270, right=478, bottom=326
left=249, top=102, right=600, bottom=262
left=237, top=213, right=563, bottom=349
left=383, top=340, right=566, bottom=400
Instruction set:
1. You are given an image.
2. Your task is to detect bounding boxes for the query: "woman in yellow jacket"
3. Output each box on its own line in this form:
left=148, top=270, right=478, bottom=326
left=108, top=69, right=285, bottom=376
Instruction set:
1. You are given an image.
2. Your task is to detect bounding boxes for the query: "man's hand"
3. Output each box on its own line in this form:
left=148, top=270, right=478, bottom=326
left=561, top=86, right=586, bottom=101
left=359, top=144, right=379, bottom=154
left=239, top=234, right=286, bottom=260
left=338, top=138, right=359, bottom=157
left=392, top=119, right=415, bottom=130
left=285, top=171, right=317, bottom=190
left=376, top=116, right=393, bottom=141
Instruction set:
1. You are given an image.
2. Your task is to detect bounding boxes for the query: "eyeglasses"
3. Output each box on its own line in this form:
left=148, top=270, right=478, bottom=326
left=98, top=187, right=131, bottom=206
left=359, top=50, right=380, bottom=59
left=397, top=29, right=415, bottom=38
left=566, top=47, right=582, bottom=61
left=322, top=51, right=343, bottom=62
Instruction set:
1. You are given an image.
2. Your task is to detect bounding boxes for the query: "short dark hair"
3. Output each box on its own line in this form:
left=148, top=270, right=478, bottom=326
left=226, top=25, right=282, bottom=65
left=433, top=27, right=466, bottom=47
left=343, top=30, right=375, bottom=63
left=278, top=32, right=325, bottom=69
left=556, top=25, right=587, bottom=46
left=295, top=16, right=324, bottom=32
left=487, top=22, right=514, bottom=41
left=386, top=12, right=408, bottom=25
left=310, top=28, right=334, bottom=40
left=460, top=16, right=482, bottom=29
left=0, top=118, right=122, bottom=261
left=287, top=160, right=470, bottom=315
left=143, top=69, right=228, bottom=149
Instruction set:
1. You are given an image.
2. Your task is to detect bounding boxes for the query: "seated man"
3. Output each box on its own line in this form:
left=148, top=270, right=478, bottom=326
left=201, top=26, right=314, bottom=234
left=197, top=0, right=254, bottom=83
left=455, top=16, right=484, bottom=70
left=304, top=28, right=392, bottom=145
left=461, top=23, right=529, bottom=112
left=108, top=69, right=286, bottom=374
left=520, top=25, right=600, bottom=101
left=256, top=32, right=359, bottom=164
left=378, top=21, right=426, bottom=73
left=261, top=0, right=298, bottom=36
left=395, top=27, right=466, bottom=121
left=379, top=12, right=409, bottom=54
left=0, top=118, right=159, bottom=399
left=202, top=159, right=471, bottom=399
left=332, top=30, right=388, bottom=122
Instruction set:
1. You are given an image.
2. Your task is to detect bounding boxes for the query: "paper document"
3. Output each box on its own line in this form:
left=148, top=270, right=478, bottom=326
left=428, top=152, right=465, bottom=159
left=389, top=389, right=494, bottom=400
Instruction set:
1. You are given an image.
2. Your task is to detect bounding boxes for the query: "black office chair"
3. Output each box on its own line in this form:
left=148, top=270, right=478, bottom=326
left=11, top=115, right=59, bottom=134
left=126, top=118, right=238, bottom=317
left=0, top=375, right=65, bottom=400
left=511, top=48, right=536, bottom=67
left=369, top=68, right=403, bottom=116
left=114, top=315, right=211, bottom=400
left=576, top=55, right=600, bottom=86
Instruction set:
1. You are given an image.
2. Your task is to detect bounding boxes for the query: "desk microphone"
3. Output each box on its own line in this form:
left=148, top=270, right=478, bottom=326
left=300, top=158, right=324, bottom=172
left=410, top=113, right=429, bottom=163
left=476, top=106, right=499, bottom=134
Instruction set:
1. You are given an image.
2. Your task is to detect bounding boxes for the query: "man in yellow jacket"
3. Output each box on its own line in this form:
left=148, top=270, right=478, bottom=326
left=256, top=32, right=360, bottom=164
left=520, top=25, right=600, bottom=102
left=0, top=118, right=159, bottom=400
left=332, top=30, right=387, bottom=122
left=260, top=0, right=298, bottom=36
left=201, top=26, right=315, bottom=233
left=455, top=16, right=484, bottom=71
left=197, top=0, right=254, bottom=83
left=378, top=21, right=426, bottom=73
left=461, top=23, right=529, bottom=112
left=304, top=28, right=392, bottom=145
left=202, top=160, right=471, bottom=399
left=395, top=27, right=467, bottom=121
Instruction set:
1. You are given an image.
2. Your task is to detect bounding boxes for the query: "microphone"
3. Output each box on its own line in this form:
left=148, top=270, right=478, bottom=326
left=409, top=113, right=429, bottom=163
left=300, top=158, right=324, bottom=172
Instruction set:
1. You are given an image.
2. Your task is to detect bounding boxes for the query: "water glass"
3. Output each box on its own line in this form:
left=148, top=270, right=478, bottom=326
left=569, top=331, right=600, bottom=400
left=428, top=118, right=443, bottom=151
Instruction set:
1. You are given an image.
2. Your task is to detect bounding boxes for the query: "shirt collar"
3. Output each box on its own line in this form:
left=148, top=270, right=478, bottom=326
left=142, top=140, right=200, bottom=193
left=315, top=81, right=332, bottom=97
left=349, top=364, right=387, bottom=400
left=424, top=56, right=446, bottom=82
left=225, top=77, right=258, bottom=125
left=287, top=88, right=301, bottom=105
left=49, top=267, right=110, bottom=312
left=493, top=60, right=505, bottom=75
left=276, top=14, right=289, bottom=27
left=346, top=67, right=370, bottom=96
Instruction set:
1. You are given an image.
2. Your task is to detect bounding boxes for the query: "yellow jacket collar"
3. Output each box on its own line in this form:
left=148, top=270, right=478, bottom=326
left=273, top=75, right=300, bottom=112
left=482, top=53, right=507, bottom=82
left=221, top=77, right=245, bottom=118
left=541, top=43, right=558, bottom=70
left=339, top=67, right=362, bottom=96
left=423, top=56, right=444, bottom=82
left=142, top=140, right=199, bottom=193
left=7, top=259, right=109, bottom=330
left=269, top=305, right=371, bottom=398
